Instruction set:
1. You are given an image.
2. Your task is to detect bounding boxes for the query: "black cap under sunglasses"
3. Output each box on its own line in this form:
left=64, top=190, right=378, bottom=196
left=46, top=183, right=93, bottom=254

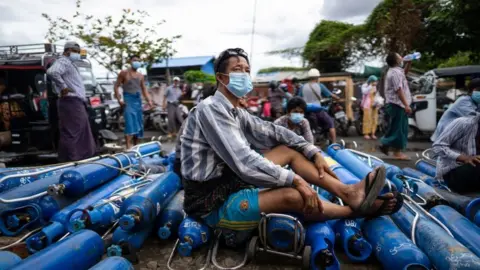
left=214, top=48, right=249, bottom=73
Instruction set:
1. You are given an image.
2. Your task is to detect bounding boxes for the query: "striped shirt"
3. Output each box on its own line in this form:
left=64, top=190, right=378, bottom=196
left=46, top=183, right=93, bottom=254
left=432, top=114, right=480, bottom=179
left=385, top=67, right=411, bottom=108
left=274, top=115, right=314, bottom=144
left=46, top=56, right=86, bottom=100
left=180, top=90, right=320, bottom=188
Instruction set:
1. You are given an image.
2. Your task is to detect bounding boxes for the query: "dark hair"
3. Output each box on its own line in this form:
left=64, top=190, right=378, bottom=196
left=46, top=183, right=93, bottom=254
left=214, top=48, right=250, bottom=74
left=469, top=78, right=480, bottom=93
left=130, top=55, right=140, bottom=60
left=386, top=52, right=398, bottom=67
left=287, top=97, right=307, bottom=113
left=202, top=83, right=217, bottom=99
left=0, top=77, right=5, bottom=85
left=292, top=77, right=298, bottom=84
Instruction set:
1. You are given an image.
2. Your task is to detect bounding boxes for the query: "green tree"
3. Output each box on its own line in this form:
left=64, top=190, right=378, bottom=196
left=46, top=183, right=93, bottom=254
left=183, top=71, right=216, bottom=84
left=42, top=0, right=180, bottom=74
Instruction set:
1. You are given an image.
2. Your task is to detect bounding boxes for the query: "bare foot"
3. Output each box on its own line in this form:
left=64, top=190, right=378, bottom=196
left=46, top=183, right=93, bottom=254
left=351, top=193, right=397, bottom=218
left=343, top=168, right=379, bottom=210
left=364, top=135, right=371, bottom=140
left=371, top=135, right=377, bottom=140
left=392, top=152, right=410, bottom=160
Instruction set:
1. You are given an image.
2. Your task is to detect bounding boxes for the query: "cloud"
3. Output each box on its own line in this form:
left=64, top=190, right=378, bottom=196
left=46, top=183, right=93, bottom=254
left=321, top=0, right=381, bottom=22
left=1, top=0, right=374, bottom=77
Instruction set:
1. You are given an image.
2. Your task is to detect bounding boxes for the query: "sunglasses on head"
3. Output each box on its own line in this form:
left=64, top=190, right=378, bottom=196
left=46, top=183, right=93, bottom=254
left=215, top=48, right=249, bottom=73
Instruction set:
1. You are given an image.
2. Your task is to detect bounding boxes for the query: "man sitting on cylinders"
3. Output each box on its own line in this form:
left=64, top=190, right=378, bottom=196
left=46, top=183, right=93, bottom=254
left=432, top=113, right=480, bottom=193
left=180, top=48, right=403, bottom=238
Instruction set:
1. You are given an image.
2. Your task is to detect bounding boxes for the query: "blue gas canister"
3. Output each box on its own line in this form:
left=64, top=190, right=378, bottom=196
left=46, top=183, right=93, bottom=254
left=157, top=190, right=185, bottom=239
left=415, top=159, right=436, bottom=178
left=89, top=256, right=134, bottom=270
left=177, top=217, right=211, bottom=257
left=0, top=251, right=22, bottom=269
left=305, top=221, right=339, bottom=270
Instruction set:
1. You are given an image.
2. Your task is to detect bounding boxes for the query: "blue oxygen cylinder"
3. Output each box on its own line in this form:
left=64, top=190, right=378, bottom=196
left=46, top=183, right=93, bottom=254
left=363, top=216, right=431, bottom=270
left=321, top=153, right=360, bottom=185
left=330, top=219, right=372, bottom=262
left=401, top=168, right=442, bottom=188
left=266, top=215, right=303, bottom=252
left=177, top=217, right=211, bottom=257
left=429, top=205, right=480, bottom=258
left=70, top=180, right=150, bottom=232
left=49, top=154, right=134, bottom=197
left=391, top=206, right=480, bottom=270
left=0, top=251, right=22, bottom=269
left=326, top=144, right=372, bottom=180
left=0, top=183, right=73, bottom=236
left=415, top=159, right=436, bottom=178
left=305, top=221, right=339, bottom=270
left=157, top=190, right=185, bottom=239
left=11, top=230, right=104, bottom=270
left=433, top=188, right=480, bottom=227
left=397, top=175, right=448, bottom=209
left=119, top=172, right=181, bottom=231
left=89, top=257, right=134, bottom=270
left=107, top=225, right=153, bottom=258
left=0, top=165, right=68, bottom=194
left=25, top=174, right=138, bottom=253
left=385, top=164, right=402, bottom=180
left=306, top=103, right=324, bottom=113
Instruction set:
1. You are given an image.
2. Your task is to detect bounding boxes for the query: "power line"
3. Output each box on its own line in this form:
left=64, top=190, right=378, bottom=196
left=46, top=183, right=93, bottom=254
left=250, top=0, right=258, bottom=66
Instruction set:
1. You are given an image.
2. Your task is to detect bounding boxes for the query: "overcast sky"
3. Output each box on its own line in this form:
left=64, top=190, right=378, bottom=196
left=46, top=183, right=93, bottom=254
left=0, top=0, right=381, bottom=78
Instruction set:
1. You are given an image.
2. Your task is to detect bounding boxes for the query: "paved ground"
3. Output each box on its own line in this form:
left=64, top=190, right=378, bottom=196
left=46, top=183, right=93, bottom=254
left=131, top=131, right=431, bottom=270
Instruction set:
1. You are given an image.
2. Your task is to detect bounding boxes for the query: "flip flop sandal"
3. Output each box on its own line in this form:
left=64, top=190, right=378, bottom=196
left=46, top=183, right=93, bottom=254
left=378, top=145, right=389, bottom=156
left=365, top=191, right=404, bottom=219
left=357, top=166, right=387, bottom=214
left=392, top=155, right=411, bottom=161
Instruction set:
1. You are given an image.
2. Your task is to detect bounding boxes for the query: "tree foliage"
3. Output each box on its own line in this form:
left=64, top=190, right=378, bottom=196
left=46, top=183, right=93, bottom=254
left=42, top=0, right=180, bottom=74
left=183, top=70, right=216, bottom=84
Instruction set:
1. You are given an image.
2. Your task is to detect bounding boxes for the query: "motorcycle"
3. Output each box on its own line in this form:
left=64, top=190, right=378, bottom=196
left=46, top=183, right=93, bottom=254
left=143, top=105, right=168, bottom=134
left=306, top=99, right=334, bottom=145
left=327, top=89, right=354, bottom=137
left=246, top=97, right=272, bottom=121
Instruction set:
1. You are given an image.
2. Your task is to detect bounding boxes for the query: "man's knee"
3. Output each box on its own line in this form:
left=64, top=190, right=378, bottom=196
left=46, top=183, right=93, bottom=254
left=272, top=145, right=302, bottom=159
left=281, top=188, right=304, bottom=208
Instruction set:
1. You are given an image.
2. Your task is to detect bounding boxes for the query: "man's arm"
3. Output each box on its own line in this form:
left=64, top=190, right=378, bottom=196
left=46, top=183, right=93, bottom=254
left=113, top=72, right=124, bottom=104
left=301, top=119, right=315, bottom=144
left=453, top=97, right=478, bottom=117
left=46, top=59, right=68, bottom=92
left=197, top=105, right=294, bottom=188
left=140, top=76, right=152, bottom=106
left=432, top=119, right=468, bottom=163
left=320, top=83, right=339, bottom=100
left=241, top=110, right=320, bottom=160
left=404, top=61, right=412, bottom=75
left=163, top=86, right=169, bottom=109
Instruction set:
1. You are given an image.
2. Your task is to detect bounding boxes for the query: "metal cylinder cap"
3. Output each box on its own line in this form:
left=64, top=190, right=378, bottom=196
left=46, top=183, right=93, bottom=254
left=107, top=245, right=123, bottom=257
left=178, top=242, right=193, bottom=257
left=6, top=215, right=20, bottom=228
left=71, top=219, right=86, bottom=231
left=158, top=226, right=171, bottom=240
left=119, top=215, right=136, bottom=230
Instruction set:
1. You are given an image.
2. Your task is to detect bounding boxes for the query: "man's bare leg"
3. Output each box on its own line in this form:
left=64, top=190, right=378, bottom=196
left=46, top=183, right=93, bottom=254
left=329, top=128, right=336, bottom=143
left=258, top=188, right=396, bottom=221
left=125, top=135, right=133, bottom=150
left=263, top=145, right=392, bottom=211
left=133, top=136, right=139, bottom=146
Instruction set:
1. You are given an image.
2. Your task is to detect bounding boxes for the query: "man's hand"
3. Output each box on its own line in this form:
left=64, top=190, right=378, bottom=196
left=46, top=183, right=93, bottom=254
left=404, top=106, right=412, bottom=114
left=459, top=155, right=480, bottom=167
left=293, top=175, right=323, bottom=214
left=118, top=100, right=125, bottom=108
left=61, top=88, right=70, bottom=97
left=148, top=99, right=154, bottom=108
left=313, top=153, right=339, bottom=180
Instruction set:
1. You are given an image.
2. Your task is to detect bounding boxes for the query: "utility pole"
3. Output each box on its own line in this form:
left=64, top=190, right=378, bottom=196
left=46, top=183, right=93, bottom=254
left=250, top=0, right=258, bottom=66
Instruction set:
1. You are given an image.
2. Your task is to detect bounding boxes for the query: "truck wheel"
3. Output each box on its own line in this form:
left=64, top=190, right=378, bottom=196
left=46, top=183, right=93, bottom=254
left=302, top=245, right=312, bottom=270
left=408, top=125, right=417, bottom=141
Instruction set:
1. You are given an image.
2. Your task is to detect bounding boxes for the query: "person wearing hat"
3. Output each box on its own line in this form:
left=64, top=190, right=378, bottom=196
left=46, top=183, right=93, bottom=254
left=46, top=41, right=96, bottom=162
left=114, top=55, right=153, bottom=150
left=163, top=76, right=184, bottom=139
left=431, top=78, right=480, bottom=142
left=361, top=75, right=380, bottom=140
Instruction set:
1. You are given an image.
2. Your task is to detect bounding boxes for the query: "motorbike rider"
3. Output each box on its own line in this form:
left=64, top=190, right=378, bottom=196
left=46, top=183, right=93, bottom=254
left=301, top=68, right=340, bottom=143
left=292, top=77, right=303, bottom=96
left=431, top=78, right=480, bottom=142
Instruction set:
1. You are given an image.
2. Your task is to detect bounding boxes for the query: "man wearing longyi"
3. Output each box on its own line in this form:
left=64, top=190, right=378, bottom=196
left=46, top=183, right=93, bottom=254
left=180, top=48, right=403, bottom=233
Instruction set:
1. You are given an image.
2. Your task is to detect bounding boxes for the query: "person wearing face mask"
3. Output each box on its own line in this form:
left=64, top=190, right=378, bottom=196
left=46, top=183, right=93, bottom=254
left=114, top=55, right=153, bottom=150
left=431, top=78, right=480, bottom=142
left=163, top=77, right=184, bottom=140
left=361, top=75, right=379, bottom=140
left=378, top=52, right=413, bottom=160
left=180, top=48, right=402, bottom=239
left=46, top=41, right=96, bottom=162
left=274, top=97, right=314, bottom=143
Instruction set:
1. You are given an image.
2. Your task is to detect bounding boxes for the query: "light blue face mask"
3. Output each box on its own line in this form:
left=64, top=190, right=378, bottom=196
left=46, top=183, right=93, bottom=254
left=221, top=72, right=253, bottom=98
left=472, top=91, right=480, bottom=104
left=69, top=53, right=81, bottom=61
left=131, top=61, right=142, bottom=69
left=289, top=112, right=304, bottom=124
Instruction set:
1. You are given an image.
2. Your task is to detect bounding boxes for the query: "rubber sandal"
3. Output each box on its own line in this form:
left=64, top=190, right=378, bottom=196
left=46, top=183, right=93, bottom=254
left=378, top=145, right=389, bottom=156
left=392, top=155, right=411, bottom=161
left=365, top=191, right=404, bottom=219
left=357, top=166, right=387, bottom=214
